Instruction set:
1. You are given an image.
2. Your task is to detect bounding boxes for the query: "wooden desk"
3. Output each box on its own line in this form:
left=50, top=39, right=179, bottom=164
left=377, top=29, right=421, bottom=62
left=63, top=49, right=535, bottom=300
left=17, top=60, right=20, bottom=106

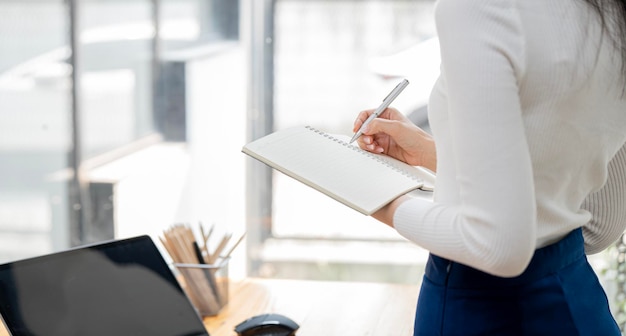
left=205, top=278, right=419, bottom=335
left=0, top=278, right=419, bottom=336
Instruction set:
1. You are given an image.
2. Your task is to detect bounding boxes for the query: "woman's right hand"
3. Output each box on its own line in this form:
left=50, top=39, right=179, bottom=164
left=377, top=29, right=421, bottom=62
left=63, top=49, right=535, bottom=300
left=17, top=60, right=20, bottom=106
left=353, top=107, right=437, bottom=172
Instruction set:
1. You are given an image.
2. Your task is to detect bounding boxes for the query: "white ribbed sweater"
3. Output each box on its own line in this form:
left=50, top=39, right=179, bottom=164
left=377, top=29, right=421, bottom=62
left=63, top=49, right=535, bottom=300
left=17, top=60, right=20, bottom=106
left=393, top=0, right=626, bottom=277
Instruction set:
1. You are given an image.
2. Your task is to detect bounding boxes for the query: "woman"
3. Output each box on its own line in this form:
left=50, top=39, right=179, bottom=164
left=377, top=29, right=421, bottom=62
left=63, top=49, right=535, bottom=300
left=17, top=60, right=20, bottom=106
left=353, top=0, right=626, bottom=334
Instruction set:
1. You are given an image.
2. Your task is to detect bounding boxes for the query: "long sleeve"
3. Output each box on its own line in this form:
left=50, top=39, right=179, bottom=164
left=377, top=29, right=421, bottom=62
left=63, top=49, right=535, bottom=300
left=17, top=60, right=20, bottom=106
left=583, top=144, right=626, bottom=254
left=393, top=0, right=536, bottom=277
left=393, top=0, right=626, bottom=277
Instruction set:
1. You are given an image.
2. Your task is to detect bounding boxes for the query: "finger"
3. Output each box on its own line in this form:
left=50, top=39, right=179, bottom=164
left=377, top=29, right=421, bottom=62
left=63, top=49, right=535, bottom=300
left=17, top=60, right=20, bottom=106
left=363, top=118, right=386, bottom=136
left=366, top=142, right=384, bottom=153
left=381, top=107, right=401, bottom=119
left=356, top=134, right=373, bottom=151
left=355, top=135, right=369, bottom=150
left=358, top=139, right=384, bottom=153
left=365, top=139, right=385, bottom=153
left=361, top=117, right=396, bottom=136
left=353, top=109, right=375, bottom=132
left=356, top=134, right=385, bottom=154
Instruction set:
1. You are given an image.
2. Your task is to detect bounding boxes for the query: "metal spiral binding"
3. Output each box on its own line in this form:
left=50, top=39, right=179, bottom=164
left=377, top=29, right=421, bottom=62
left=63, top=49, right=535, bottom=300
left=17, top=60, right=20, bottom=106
left=305, top=126, right=421, bottom=182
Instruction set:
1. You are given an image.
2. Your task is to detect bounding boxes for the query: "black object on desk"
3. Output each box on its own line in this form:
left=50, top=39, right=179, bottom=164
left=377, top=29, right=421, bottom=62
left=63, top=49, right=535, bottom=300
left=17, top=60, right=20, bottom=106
left=235, top=313, right=299, bottom=336
left=0, top=235, right=209, bottom=336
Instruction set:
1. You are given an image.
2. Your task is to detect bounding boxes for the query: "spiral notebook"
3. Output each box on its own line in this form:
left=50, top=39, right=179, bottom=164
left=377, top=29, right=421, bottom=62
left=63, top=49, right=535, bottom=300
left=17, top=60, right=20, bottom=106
left=242, top=125, right=435, bottom=215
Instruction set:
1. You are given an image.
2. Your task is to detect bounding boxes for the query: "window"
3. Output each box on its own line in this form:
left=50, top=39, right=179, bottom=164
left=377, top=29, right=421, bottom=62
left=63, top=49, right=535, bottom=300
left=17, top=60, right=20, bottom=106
left=0, top=0, right=242, bottom=267
left=79, top=0, right=155, bottom=159
left=0, top=0, right=71, bottom=261
left=246, top=0, right=438, bottom=283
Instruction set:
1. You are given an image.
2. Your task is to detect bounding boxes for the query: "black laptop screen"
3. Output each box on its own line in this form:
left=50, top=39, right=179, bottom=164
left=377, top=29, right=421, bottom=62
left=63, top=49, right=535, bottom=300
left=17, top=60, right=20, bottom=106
left=0, top=235, right=209, bottom=336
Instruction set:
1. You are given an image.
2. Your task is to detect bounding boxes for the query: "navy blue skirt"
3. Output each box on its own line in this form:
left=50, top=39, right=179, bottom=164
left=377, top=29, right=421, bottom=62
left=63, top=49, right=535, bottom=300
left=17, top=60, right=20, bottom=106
left=414, top=228, right=620, bottom=335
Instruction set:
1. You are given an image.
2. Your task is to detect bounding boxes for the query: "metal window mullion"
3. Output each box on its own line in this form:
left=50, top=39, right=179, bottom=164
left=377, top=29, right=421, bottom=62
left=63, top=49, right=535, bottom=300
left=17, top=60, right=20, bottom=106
left=68, top=0, right=91, bottom=246
left=245, top=0, right=275, bottom=276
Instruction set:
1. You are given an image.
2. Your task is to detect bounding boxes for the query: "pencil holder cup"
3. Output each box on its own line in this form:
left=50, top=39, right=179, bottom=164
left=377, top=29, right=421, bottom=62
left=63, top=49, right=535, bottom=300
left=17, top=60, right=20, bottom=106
left=174, top=257, right=230, bottom=317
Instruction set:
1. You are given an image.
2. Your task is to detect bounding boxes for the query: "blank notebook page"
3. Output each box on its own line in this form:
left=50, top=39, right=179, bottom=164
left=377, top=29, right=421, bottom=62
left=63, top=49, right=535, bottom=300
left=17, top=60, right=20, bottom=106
left=242, top=126, right=425, bottom=215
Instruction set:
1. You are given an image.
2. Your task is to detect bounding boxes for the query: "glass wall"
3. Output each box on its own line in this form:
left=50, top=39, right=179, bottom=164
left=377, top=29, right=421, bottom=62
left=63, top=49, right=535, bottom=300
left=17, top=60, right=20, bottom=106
left=79, top=0, right=155, bottom=159
left=160, top=0, right=239, bottom=52
left=0, top=0, right=72, bottom=262
left=246, top=0, right=439, bottom=282
left=272, top=0, right=437, bottom=241
left=0, top=0, right=242, bottom=265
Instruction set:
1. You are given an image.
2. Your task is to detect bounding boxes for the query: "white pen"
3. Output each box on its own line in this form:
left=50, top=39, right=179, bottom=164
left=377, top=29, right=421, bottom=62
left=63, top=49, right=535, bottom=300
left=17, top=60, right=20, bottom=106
left=349, top=79, right=410, bottom=144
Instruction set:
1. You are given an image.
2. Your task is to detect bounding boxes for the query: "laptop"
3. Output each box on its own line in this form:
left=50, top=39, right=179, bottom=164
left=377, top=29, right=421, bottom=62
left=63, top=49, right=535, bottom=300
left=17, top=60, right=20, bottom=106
left=0, top=235, right=209, bottom=336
